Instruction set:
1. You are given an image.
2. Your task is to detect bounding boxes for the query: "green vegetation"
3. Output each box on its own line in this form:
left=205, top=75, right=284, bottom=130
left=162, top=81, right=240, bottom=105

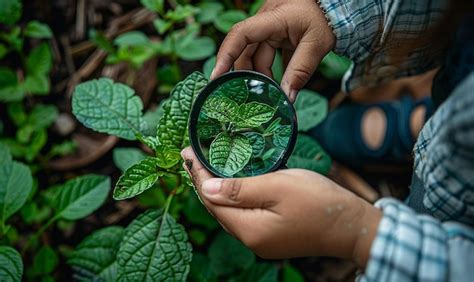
left=0, top=0, right=352, bottom=280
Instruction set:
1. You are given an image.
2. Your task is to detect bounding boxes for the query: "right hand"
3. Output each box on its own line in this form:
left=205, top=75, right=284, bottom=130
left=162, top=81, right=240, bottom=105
left=211, top=0, right=336, bottom=102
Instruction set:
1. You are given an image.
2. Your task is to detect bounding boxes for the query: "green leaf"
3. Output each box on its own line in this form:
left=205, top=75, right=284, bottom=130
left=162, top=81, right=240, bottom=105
left=143, top=103, right=166, bottom=136
left=0, top=67, right=23, bottom=102
left=231, top=263, right=278, bottom=282
left=215, top=78, right=248, bottom=104
left=68, top=226, right=124, bottom=282
left=113, top=157, right=160, bottom=200
left=24, top=21, right=53, bottom=39
left=261, top=148, right=276, bottom=161
left=208, top=231, right=255, bottom=276
left=53, top=175, right=110, bottom=220
left=287, top=134, right=332, bottom=175
left=183, top=192, right=219, bottom=230
left=27, top=104, right=59, bottom=129
left=176, top=36, right=215, bottom=61
left=197, top=2, right=224, bottom=24
left=241, top=158, right=266, bottom=176
left=209, top=133, right=252, bottom=177
left=273, top=125, right=291, bottom=148
left=0, top=44, right=8, bottom=59
left=165, top=5, right=198, bottom=22
left=1, top=26, right=23, bottom=51
left=0, top=144, right=12, bottom=166
left=243, top=132, right=265, bottom=158
left=214, top=10, right=247, bottom=33
left=0, top=150, right=33, bottom=223
left=137, top=135, right=160, bottom=152
left=202, top=95, right=238, bottom=123
left=271, top=51, right=283, bottom=83
left=282, top=263, right=305, bottom=282
left=155, top=148, right=181, bottom=169
left=47, top=140, right=76, bottom=158
left=0, top=0, right=22, bottom=25
left=203, top=56, right=216, bottom=79
left=0, top=246, right=23, bottom=282
left=157, top=72, right=208, bottom=151
left=89, top=29, right=114, bottom=53
left=153, top=18, right=172, bottom=34
left=31, top=246, right=58, bottom=276
left=113, top=31, right=149, bottom=47
left=189, top=253, right=216, bottom=282
left=113, top=147, right=147, bottom=172
left=24, top=129, right=47, bottom=162
left=140, top=0, right=164, bottom=14
left=157, top=64, right=181, bottom=86
left=117, top=209, right=192, bottom=281
left=318, top=51, right=352, bottom=79
left=72, top=78, right=147, bottom=140
left=26, top=43, right=52, bottom=75
left=234, top=102, right=276, bottom=128
left=264, top=117, right=281, bottom=134
left=249, top=0, right=265, bottom=15
left=197, top=115, right=221, bottom=140
left=294, top=89, right=328, bottom=131
left=22, top=73, right=50, bottom=95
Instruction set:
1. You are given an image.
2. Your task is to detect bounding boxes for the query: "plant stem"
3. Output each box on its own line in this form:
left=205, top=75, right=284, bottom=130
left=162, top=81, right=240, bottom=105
left=233, top=126, right=266, bottom=134
left=163, top=192, right=175, bottom=215
left=22, top=214, right=60, bottom=253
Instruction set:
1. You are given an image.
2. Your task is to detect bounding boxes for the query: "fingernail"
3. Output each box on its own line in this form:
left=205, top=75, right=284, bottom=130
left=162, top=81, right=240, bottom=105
left=289, top=89, right=298, bottom=102
left=210, top=68, right=216, bottom=79
left=281, top=80, right=290, bottom=97
left=202, top=178, right=222, bottom=196
left=184, top=159, right=193, bottom=171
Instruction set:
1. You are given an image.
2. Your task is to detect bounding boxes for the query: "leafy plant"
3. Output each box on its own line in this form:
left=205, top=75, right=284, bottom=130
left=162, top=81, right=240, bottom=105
left=0, top=4, right=53, bottom=101
left=71, top=71, right=206, bottom=280
left=198, top=79, right=292, bottom=177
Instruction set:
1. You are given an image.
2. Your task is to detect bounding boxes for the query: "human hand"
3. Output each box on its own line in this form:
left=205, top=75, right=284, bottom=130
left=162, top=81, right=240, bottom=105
left=211, top=0, right=336, bottom=102
left=181, top=147, right=381, bottom=267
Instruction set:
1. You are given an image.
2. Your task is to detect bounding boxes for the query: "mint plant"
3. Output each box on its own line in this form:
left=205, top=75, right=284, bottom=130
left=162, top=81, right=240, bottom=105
left=0, top=143, right=111, bottom=281
left=71, top=71, right=207, bottom=281
left=197, top=78, right=294, bottom=177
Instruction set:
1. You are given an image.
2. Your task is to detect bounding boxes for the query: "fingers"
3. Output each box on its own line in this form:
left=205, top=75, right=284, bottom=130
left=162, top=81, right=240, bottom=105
left=180, top=147, right=214, bottom=190
left=281, top=41, right=321, bottom=102
left=200, top=173, right=281, bottom=209
left=253, top=42, right=275, bottom=78
left=211, top=11, right=282, bottom=80
left=234, top=43, right=258, bottom=70
left=282, top=48, right=294, bottom=70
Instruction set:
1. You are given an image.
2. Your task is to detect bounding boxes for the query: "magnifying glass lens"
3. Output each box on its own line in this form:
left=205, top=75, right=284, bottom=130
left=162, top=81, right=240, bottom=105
left=194, top=74, right=295, bottom=178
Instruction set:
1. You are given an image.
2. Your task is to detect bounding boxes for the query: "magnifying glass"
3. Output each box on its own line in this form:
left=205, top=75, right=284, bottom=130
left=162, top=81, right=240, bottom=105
left=189, top=71, right=298, bottom=178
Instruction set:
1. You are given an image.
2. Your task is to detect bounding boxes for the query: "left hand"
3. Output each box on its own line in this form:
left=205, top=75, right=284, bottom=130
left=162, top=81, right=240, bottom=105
left=181, top=147, right=381, bottom=267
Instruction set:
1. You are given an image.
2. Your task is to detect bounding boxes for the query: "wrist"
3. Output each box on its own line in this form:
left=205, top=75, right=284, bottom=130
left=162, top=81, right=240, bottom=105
left=351, top=199, right=382, bottom=268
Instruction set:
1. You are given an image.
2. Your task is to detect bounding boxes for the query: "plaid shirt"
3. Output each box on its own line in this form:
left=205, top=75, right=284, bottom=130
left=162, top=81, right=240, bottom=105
left=319, top=0, right=446, bottom=92
left=319, top=1, right=474, bottom=281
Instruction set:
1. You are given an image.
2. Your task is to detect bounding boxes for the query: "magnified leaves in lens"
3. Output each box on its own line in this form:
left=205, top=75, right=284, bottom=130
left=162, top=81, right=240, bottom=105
left=209, top=133, right=252, bottom=177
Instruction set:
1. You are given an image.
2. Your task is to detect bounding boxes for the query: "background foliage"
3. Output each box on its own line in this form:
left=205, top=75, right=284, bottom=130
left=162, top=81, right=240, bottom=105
left=0, top=0, right=351, bottom=281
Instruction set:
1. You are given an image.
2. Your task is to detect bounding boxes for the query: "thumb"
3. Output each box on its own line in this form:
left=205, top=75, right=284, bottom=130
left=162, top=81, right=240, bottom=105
left=201, top=174, right=280, bottom=209
left=281, top=41, right=322, bottom=102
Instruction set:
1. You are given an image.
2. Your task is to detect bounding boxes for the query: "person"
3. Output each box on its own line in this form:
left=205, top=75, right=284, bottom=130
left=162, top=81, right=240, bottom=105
left=181, top=0, right=474, bottom=280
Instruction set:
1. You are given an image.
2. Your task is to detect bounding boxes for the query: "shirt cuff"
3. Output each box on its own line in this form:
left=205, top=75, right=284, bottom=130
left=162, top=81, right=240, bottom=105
left=359, top=198, right=448, bottom=281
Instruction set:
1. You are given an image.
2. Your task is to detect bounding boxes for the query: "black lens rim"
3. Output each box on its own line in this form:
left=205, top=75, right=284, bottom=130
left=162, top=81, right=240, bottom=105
left=188, top=70, right=298, bottom=178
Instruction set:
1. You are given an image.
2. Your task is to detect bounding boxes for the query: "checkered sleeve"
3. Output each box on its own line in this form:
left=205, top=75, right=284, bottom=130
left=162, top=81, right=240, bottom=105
left=415, top=73, right=474, bottom=226
left=358, top=198, right=474, bottom=282
left=359, top=198, right=448, bottom=282
left=318, top=0, right=447, bottom=92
